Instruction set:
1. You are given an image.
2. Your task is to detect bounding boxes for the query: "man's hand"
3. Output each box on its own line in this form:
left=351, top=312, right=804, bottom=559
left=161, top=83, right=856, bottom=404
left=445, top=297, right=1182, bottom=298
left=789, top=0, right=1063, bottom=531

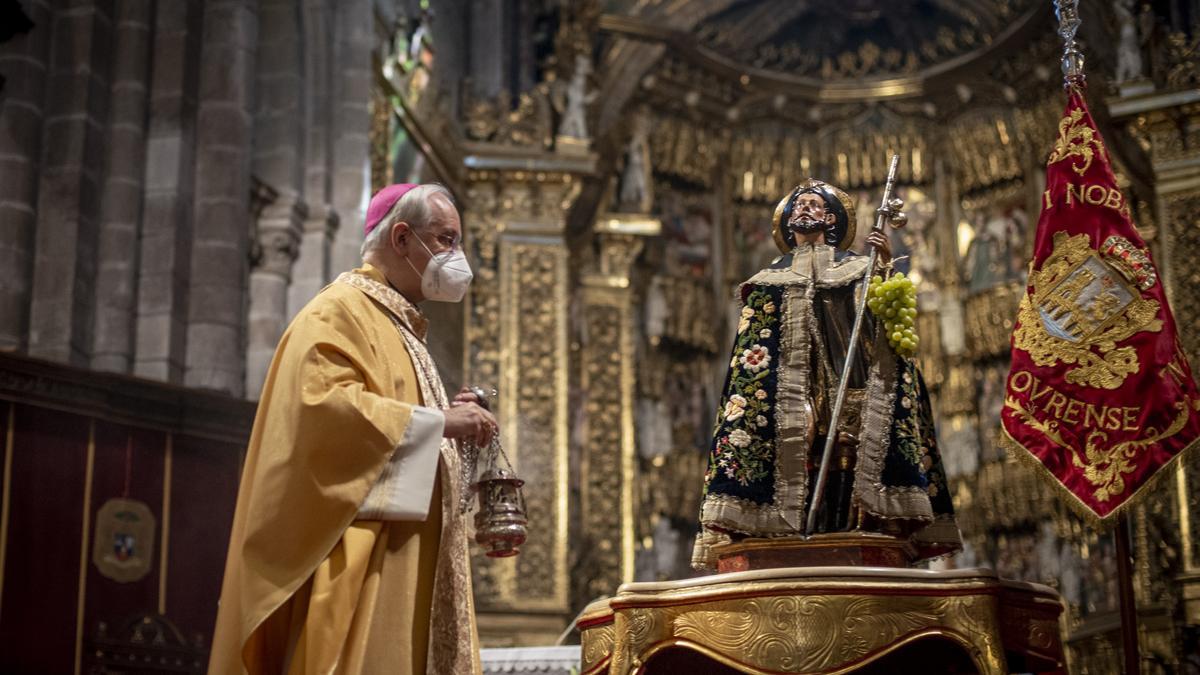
left=442, top=402, right=498, bottom=447
left=452, top=386, right=486, bottom=408
left=866, top=230, right=891, bottom=263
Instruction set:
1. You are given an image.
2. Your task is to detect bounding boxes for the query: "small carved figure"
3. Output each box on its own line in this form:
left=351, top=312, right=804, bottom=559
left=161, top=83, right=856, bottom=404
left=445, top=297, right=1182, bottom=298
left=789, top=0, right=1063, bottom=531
left=1114, top=0, right=1145, bottom=82
left=557, top=54, right=596, bottom=141
left=618, top=110, right=653, bottom=212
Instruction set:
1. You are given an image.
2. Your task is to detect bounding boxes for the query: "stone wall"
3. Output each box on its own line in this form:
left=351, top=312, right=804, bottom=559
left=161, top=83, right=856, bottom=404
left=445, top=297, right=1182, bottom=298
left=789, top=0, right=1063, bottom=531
left=0, top=0, right=384, bottom=398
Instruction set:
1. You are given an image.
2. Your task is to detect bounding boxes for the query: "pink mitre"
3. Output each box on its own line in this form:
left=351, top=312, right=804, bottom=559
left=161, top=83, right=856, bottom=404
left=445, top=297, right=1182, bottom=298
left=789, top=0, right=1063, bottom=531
left=364, top=183, right=418, bottom=236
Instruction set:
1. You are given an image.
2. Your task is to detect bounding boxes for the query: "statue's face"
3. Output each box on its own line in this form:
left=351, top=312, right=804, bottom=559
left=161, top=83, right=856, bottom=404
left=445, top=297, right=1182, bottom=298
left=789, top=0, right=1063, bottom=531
left=790, top=192, right=834, bottom=235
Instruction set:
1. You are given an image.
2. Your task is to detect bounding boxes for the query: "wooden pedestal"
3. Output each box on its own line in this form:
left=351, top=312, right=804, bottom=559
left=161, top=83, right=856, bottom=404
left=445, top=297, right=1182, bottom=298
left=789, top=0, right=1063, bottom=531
left=577, top=567, right=1066, bottom=675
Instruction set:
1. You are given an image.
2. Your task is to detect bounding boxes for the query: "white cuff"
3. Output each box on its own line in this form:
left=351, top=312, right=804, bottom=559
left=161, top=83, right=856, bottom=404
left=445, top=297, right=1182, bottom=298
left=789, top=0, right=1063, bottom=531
left=357, top=406, right=444, bottom=521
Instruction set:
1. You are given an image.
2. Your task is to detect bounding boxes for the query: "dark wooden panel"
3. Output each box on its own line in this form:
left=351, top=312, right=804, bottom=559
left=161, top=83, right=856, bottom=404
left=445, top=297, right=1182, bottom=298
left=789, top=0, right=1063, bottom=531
left=82, top=422, right=167, bottom=644
left=0, top=352, right=255, bottom=443
left=0, top=405, right=91, bottom=675
left=165, top=435, right=242, bottom=646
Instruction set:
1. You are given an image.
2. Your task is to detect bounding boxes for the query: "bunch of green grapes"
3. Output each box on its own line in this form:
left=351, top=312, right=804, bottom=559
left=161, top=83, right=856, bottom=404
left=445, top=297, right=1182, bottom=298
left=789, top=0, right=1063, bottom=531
left=867, top=271, right=919, bottom=357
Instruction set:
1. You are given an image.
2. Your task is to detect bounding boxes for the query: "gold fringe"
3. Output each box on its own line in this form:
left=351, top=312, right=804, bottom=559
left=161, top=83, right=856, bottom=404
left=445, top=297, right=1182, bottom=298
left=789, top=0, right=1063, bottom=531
left=999, top=423, right=1200, bottom=529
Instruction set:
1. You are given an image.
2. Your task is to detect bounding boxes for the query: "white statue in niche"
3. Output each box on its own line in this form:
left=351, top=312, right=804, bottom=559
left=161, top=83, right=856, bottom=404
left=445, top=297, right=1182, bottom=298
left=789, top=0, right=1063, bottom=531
left=557, top=54, right=595, bottom=142
left=618, top=110, right=654, bottom=212
left=1114, top=0, right=1145, bottom=82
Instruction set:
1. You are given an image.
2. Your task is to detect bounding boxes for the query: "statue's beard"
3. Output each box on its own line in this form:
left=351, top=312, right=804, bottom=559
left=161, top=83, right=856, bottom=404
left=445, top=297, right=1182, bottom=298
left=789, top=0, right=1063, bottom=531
left=789, top=215, right=825, bottom=235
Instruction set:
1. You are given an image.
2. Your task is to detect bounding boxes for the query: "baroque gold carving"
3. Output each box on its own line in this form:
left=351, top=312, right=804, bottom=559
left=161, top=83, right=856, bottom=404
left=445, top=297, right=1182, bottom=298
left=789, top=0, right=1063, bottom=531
left=963, top=282, right=1024, bottom=359
left=1164, top=192, right=1200, bottom=368
left=369, top=88, right=394, bottom=194
left=949, top=112, right=1024, bottom=194
left=463, top=89, right=554, bottom=149
left=580, top=300, right=626, bottom=599
left=1165, top=31, right=1200, bottom=89
left=580, top=617, right=614, bottom=674
left=592, top=572, right=1043, bottom=675
left=465, top=172, right=577, bottom=614
left=505, top=240, right=568, bottom=608
left=648, top=115, right=724, bottom=189
left=580, top=230, right=643, bottom=600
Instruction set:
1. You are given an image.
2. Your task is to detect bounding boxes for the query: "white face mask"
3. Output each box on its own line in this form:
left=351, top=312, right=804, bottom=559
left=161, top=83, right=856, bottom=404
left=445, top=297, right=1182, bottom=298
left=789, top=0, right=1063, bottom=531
left=406, top=232, right=473, bottom=302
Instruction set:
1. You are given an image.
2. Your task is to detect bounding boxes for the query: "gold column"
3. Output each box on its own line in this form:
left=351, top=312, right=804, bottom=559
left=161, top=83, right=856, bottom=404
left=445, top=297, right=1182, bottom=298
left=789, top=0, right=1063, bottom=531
left=1109, top=90, right=1200, bottom=621
left=463, top=158, right=590, bottom=643
left=579, top=215, right=660, bottom=600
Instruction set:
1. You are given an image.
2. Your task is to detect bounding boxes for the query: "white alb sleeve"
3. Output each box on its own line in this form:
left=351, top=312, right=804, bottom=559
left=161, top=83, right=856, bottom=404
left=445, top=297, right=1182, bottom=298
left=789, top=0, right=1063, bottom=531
left=357, top=405, right=445, bottom=521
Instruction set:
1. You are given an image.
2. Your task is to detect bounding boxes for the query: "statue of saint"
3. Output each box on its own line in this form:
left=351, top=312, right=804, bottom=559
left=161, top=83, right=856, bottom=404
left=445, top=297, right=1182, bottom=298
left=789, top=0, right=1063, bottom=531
left=1114, top=0, right=1145, bottom=83
left=617, top=109, right=653, bottom=213
left=556, top=54, right=596, bottom=142
left=692, top=179, right=961, bottom=570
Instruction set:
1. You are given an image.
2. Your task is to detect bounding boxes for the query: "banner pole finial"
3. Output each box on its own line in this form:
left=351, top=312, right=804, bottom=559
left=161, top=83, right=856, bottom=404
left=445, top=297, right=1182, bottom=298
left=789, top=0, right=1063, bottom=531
left=1054, top=0, right=1086, bottom=90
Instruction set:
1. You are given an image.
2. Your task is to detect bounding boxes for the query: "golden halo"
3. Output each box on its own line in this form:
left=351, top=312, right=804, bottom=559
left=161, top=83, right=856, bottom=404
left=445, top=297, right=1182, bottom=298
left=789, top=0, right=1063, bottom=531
left=771, top=179, right=857, bottom=253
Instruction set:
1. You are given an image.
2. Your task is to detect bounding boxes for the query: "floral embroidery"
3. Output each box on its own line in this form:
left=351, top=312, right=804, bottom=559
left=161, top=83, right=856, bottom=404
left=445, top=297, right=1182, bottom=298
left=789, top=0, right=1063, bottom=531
left=740, top=345, right=771, bottom=371
left=706, top=287, right=782, bottom=488
left=724, top=394, right=748, bottom=422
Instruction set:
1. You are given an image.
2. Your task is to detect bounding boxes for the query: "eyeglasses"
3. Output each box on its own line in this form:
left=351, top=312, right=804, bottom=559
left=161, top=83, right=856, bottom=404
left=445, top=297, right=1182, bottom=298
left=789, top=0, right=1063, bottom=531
left=416, top=230, right=461, bottom=253
left=433, top=233, right=461, bottom=250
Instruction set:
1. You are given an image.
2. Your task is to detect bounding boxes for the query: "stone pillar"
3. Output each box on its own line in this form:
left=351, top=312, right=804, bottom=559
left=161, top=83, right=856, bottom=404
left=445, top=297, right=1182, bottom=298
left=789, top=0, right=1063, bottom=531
left=288, top=0, right=339, bottom=317
left=254, top=0, right=311, bottom=324
left=464, top=161, right=591, bottom=642
left=134, top=0, right=202, bottom=383
left=579, top=215, right=658, bottom=599
left=329, top=0, right=373, bottom=276
left=255, top=0, right=305, bottom=199
left=0, top=0, right=52, bottom=351
left=287, top=206, right=337, bottom=317
left=245, top=200, right=303, bottom=398
left=301, top=0, right=333, bottom=207
left=92, top=0, right=154, bottom=373
left=27, top=1, right=114, bottom=365
left=184, top=0, right=258, bottom=395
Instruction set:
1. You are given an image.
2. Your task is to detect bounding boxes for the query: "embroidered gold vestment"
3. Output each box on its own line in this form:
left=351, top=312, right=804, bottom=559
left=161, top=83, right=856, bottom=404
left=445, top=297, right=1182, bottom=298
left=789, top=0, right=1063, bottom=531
left=209, top=264, right=479, bottom=674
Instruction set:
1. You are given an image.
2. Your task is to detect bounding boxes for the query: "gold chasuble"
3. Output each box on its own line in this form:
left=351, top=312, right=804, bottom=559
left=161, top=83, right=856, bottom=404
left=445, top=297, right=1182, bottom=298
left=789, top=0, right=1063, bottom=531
left=209, top=264, right=480, bottom=675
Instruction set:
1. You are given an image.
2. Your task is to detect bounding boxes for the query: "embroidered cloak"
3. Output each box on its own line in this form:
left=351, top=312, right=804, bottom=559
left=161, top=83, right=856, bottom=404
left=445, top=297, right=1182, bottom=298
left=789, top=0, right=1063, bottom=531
left=693, top=243, right=961, bottom=569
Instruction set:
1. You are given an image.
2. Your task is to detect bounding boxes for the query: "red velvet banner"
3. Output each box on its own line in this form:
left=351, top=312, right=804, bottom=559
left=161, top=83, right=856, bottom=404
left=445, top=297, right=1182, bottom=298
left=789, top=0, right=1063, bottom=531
left=1001, top=91, right=1200, bottom=521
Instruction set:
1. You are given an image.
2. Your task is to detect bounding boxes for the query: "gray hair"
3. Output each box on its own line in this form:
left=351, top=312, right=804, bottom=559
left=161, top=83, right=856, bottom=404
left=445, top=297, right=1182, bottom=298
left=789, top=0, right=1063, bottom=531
left=360, top=183, right=455, bottom=258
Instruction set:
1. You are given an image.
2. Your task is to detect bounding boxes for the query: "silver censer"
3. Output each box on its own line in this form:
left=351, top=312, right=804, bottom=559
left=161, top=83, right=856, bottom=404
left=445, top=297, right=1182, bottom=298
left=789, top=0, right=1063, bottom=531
left=462, top=387, right=528, bottom=558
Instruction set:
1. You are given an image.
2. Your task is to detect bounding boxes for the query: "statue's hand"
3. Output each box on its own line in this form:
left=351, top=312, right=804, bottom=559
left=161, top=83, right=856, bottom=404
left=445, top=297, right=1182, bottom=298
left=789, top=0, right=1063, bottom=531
left=866, top=230, right=891, bottom=263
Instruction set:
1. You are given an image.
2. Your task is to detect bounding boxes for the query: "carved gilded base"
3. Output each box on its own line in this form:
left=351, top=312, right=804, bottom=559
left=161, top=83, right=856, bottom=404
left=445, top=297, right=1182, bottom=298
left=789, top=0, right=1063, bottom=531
left=578, top=567, right=1064, bottom=674
left=713, top=533, right=917, bottom=573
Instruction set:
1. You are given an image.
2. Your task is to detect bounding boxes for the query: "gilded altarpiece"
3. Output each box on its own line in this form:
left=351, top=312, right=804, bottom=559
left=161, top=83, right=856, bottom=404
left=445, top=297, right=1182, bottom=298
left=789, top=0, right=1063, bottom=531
left=463, top=170, right=577, bottom=622
left=1108, top=93, right=1200, bottom=647
left=579, top=228, right=647, bottom=600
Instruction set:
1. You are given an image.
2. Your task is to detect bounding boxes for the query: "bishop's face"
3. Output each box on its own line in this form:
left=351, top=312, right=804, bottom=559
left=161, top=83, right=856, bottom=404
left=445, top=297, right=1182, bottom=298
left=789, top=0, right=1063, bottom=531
left=790, top=192, right=834, bottom=236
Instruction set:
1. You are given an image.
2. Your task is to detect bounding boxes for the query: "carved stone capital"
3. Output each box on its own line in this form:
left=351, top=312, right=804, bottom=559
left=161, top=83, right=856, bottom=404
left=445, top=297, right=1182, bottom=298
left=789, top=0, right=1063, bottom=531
left=251, top=198, right=306, bottom=279
left=302, top=202, right=340, bottom=238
